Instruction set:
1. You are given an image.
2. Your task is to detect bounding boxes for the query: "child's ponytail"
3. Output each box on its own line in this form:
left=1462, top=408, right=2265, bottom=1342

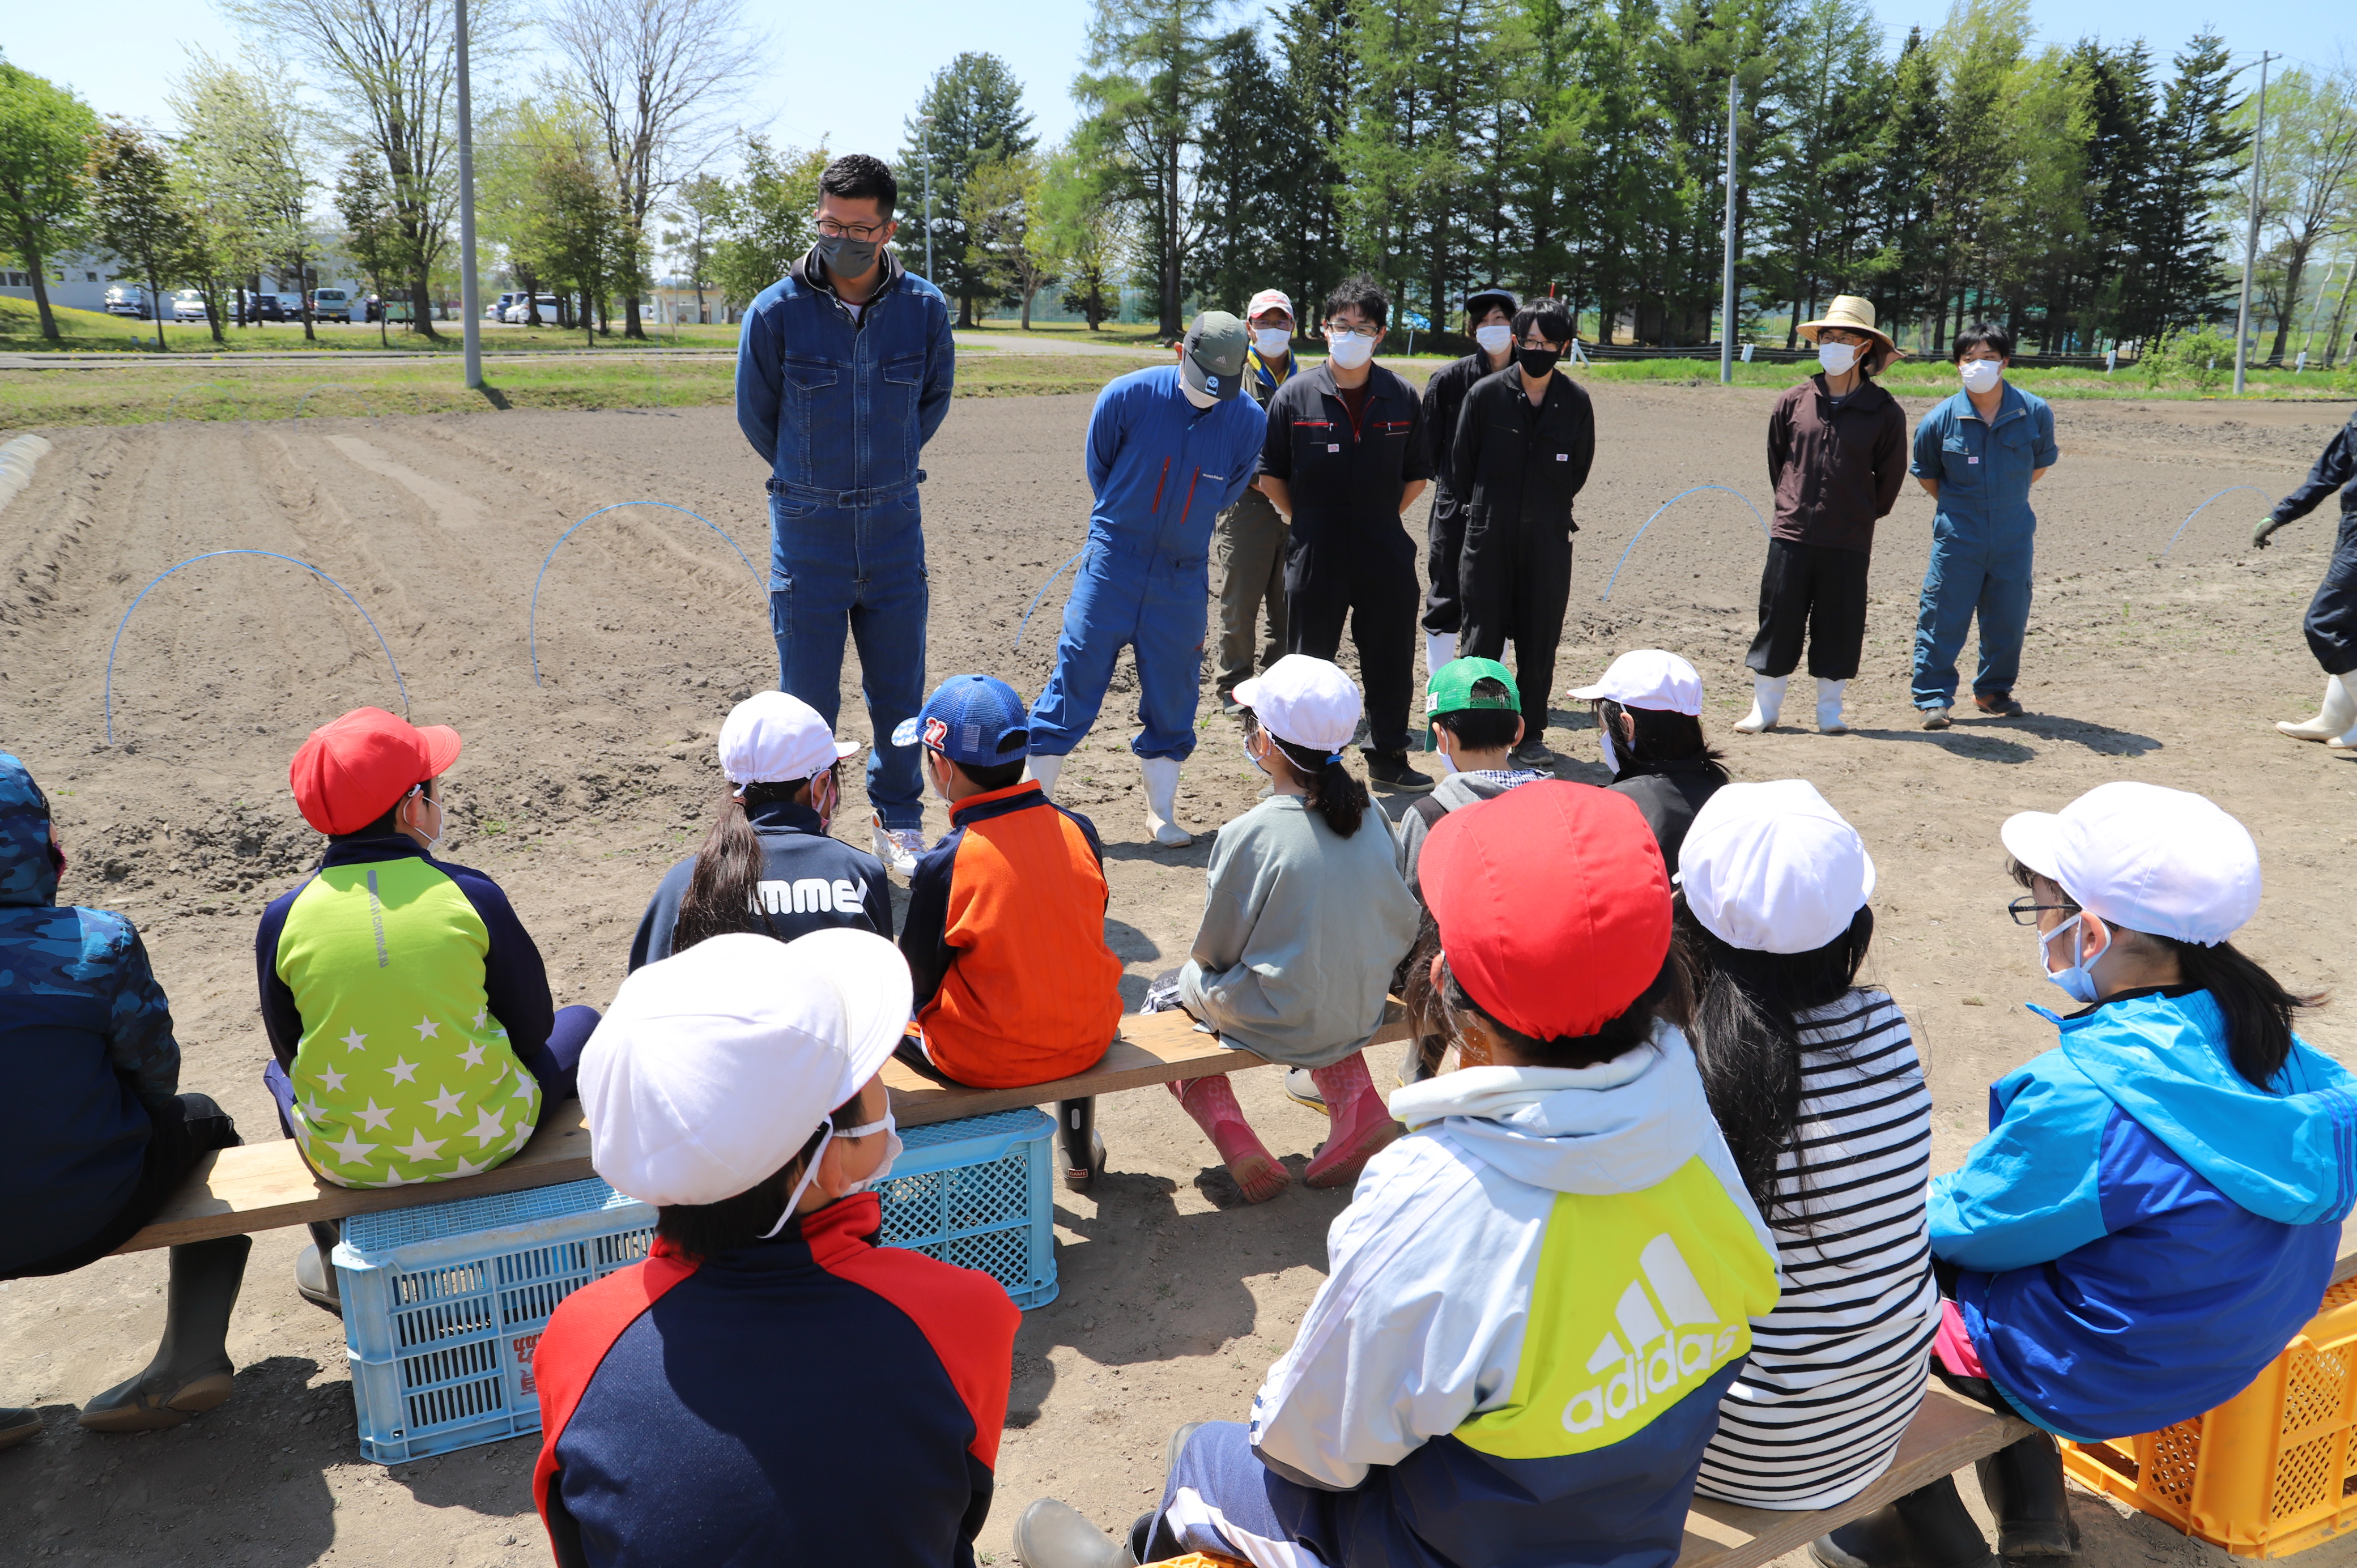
left=674, top=783, right=794, bottom=951
left=2164, top=937, right=2323, bottom=1090
left=1270, top=733, right=1367, bottom=838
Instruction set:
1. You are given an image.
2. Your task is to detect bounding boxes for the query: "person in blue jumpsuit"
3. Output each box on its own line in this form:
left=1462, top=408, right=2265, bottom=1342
left=1026, top=312, right=1266, bottom=848
left=1908, top=321, right=2059, bottom=728
left=736, top=152, right=955, bottom=877
left=2254, top=404, right=2357, bottom=747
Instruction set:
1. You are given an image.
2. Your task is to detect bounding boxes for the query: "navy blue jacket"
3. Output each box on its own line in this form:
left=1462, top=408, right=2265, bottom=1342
left=0, top=755, right=181, bottom=1271
left=2270, top=406, right=2357, bottom=525
left=628, top=799, right=892, bottom=970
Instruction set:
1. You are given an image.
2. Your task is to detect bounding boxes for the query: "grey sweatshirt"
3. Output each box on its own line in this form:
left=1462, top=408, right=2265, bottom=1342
left=1178, top=795, right=1421, bottom=1068
left=1392, top=769, right=1546, bottom=899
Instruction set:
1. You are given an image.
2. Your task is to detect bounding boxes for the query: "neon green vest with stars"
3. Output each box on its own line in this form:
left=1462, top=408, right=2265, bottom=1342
left=274, top=857, right=543, bottom=1188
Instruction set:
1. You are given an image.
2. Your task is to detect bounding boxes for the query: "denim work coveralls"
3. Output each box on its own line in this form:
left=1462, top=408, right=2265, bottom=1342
left=736, top=248, right=956, bottom=829
left=1908, top=384, right=2058, bottom=709
left=1027, top=366, right=1265, bottom=762
left=2265, top=407, right=2357, bottom=675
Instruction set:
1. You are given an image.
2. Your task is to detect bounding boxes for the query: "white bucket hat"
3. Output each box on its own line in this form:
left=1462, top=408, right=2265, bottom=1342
left=578, top=929, right=911, bottom=1208
left=1680, top=779, right=1877, bottom=955
left=1233, top=654, right=1363, bottom=756
left=2000, top=781, right=2260, bottom=947
left=1568, top=650, right=1704, bottom=717
left=717, top=691, right=862, bottom=786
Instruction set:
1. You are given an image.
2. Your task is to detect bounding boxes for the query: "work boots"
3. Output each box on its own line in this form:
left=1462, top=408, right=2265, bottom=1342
left=1141, top=757, right=1193, bottom=847
left=1818, top=678, right=1850, bottom=734
left=2278, top=674, right=2356, bottom=742
left=1028, top=753, right=1066, bottom=798
left=78, top=1234, right=252, bottom=1433
left=1811, top=1475, right=1998, bottom=1568
left=1735, top=674, right=1788, bottom=733
left=1976, top=1433, right=2080, bottom=1559
left=1014, top=1423, right=1207, bottom=1568
left=295, top=1220, right=343, bottom=1315
left=1058, top=1097, right=1107, bottom=1193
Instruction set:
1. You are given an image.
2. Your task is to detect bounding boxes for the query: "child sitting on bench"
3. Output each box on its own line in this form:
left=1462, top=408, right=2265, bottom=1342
left=629, top=690, right=891, bottom=966
left=894, top=674, right=1125, bottom=1190
left=1568, top=649, right=1730, bottom=871
left=1013, top=782, right=1777, bottom=1568
left=1677, top=782, right=1937, bottom=1511
left=1, top=753, right=250, bottom=1441
left=534, top=928, right=1019, bottom=1568
left=258, top=708, right=601, bottom=1309
left=1819, top=782, right=2357, bottom=1568
left=1164, top=655, right=1420, bottom=1201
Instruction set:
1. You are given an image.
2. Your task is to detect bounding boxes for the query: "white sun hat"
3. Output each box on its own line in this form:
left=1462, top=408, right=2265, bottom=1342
left=1568, top=650, right=1705, bottom=717
left=1999, top=781, right=2261, bottom=946
left=717, top=691, right=862, bottom=786
left=578, top=929, right=910, bottom=1207
left=1233, top=654, right=1363, bottom=756
left=1680, top=779, right=1877, bottom=955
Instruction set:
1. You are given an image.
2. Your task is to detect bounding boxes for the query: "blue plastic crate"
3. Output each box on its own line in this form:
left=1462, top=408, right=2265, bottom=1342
left=875, top=1106, right=1059, bottom=1310
left=335, top=1178, right=656, bottom=1464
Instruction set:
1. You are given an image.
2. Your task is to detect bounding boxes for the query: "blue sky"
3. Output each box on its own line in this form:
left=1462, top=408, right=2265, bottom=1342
left=5, top=0, right=2341, bottom=180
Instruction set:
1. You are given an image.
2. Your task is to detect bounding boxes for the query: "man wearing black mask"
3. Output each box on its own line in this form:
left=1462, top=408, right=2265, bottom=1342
left=1418, top=287, right=1518, bottom=685
left=1449, top=303, right=1594, bottom=769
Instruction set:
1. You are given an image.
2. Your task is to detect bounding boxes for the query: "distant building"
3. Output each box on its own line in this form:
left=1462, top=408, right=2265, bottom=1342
left=2, top=255, right=123, bottom=314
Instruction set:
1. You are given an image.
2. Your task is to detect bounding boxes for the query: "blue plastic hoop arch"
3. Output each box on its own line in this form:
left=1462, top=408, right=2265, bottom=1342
left=104, top=551, right=409, bottom=744
left=529, top=502, right=762, bottom=686
left=2160, top=485, right=2269, bottom=561
left=1598, top=484, right=1771, bottom=602
left=1013, top=547, right=1088, bottom=651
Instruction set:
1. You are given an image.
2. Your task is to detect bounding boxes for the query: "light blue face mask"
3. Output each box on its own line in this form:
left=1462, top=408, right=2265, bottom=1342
left=2036, top=914, right=2107, bottom=1005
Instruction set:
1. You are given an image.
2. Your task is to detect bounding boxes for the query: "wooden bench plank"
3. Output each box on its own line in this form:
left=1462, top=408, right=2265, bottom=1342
left=114, top=1007, right=1410, bottom=1253
left=1673, top=1387, right=2034, bottom=1568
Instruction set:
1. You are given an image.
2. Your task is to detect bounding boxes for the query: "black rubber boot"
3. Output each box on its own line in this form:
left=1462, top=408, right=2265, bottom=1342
left=1813, top=1505, right=1918, bottom=1568
left=1012, top=1498, right=1138, bottom=1568
left=1976, top=1433, right=2080, bottom=1559
left=1058, top=1098, right=1106, bottom=1193
left=296, top=1220, right=343, bottom=1315
left=78, top=1234, right=251, bottom=1433
left=0, top=1408, right=41, bottom=1451
left=1895, top=1475, right=1999, bottom=1568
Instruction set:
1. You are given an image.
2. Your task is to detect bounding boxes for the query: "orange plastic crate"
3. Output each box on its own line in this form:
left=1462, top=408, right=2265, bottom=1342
left=2062, top=1276, right=2357, bottom=1557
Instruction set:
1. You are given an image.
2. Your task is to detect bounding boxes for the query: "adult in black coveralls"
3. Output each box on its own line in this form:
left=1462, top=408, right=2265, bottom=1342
left=2256, top=404, right=2357, bottom=748
left=1418, top=287, right=1518, bottom=681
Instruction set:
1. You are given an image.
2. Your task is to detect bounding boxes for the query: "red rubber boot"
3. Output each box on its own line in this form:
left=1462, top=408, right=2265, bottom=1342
left=1169, top=1077, right=1290, bottom=1204
left=1303, top=1053, right=1401, bottom=1189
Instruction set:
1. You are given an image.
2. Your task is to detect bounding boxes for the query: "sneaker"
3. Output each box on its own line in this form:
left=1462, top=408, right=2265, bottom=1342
left=1509, top=739, right=1556, bottom=772
left=1922, top=708, right=1952, bottom=730
left=1975, top=693, right=2026, bottom=718
left=872, top=812, right=923, bottom=877
left=1364, top=751, right=1434, bottom=792
left=1218, top=691, right=1243, bottom=717
left=1284, top=1066, right=1329, bottom=1115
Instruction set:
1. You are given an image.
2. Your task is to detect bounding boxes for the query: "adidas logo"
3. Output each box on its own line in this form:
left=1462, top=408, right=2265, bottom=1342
left=1563, top=1233, right=1743, bottom=1434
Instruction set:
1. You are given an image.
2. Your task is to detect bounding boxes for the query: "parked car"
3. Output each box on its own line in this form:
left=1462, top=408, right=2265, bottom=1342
left=171, top=289, right=209, bottom=322
left=243, top=292, right=290, bottom=322
left=503, top=293, right=560, bottom=325
left=489, top=291, right=523, bottom=321
left=104, top=284, right=152, bottom=319
left=310, top=287, right=357, bottom=322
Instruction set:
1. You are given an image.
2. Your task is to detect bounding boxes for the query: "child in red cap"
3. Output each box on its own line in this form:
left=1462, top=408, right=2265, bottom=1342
left=257, top=708, right=601, bottom=1311
left=1016, top=782, right=1779, bottom=1568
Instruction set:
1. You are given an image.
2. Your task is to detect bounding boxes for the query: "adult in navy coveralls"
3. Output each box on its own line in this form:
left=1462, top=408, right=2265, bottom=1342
left=1026, top=312, right=1267, bottom=847
left=736, top=152, right=955, bottom=877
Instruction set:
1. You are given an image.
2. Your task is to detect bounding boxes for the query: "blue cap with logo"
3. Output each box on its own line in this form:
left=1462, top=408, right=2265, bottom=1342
left=891, top=674, right=1032, bottom=767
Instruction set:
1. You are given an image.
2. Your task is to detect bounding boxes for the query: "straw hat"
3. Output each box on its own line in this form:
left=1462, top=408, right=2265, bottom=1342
left=1796, top=295, right=1904, bottom=371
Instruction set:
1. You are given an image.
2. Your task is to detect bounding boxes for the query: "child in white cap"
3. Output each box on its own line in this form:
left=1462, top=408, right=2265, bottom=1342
left=1819, top=782, right=2357, bottom=1568
left=1567, top=649, right=1730, bottom=871
left=1674, top=781, right=1938, bottom=1512
left=627, top=691, right=887, bottom=966
left=1162, top=654, right=1419, bottom=1201
left=531, top=930, right=1018, bottom=1567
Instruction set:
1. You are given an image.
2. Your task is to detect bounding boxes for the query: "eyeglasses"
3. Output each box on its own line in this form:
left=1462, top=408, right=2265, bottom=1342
left=2005, top=896, right=2079, bottom=926
left=1321, top=322, right=1376, bottom=336
left=816, top=218, right=888, bottom=241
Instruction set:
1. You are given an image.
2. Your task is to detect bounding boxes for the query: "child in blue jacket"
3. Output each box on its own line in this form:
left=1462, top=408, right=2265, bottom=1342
left=1818, top=781, right=2356, bottom=1568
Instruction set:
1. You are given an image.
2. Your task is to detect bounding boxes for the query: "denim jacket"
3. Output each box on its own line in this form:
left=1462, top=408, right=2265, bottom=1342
left=1910, top=385, right=2058, bottom=537
left=735, top=246, right=956, bottom=529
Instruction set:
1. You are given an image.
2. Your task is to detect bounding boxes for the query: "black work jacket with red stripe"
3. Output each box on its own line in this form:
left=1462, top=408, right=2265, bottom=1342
left=1257, top=360, right=1435, bottom=556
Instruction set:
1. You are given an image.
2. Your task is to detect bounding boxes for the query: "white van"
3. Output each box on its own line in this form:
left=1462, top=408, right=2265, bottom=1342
left=311, top=287, right=356, bottom=323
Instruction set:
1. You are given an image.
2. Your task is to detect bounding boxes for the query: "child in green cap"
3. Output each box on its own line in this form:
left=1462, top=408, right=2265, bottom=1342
left=1394, top=657, right=1550, bottom=898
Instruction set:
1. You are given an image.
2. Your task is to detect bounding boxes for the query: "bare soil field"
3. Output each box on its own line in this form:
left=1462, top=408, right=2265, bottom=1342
left=2, top=384, right=2354, bottom=1568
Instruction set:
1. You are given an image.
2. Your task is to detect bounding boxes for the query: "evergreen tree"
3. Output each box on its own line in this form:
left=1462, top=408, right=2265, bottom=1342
left=1195, top=27, right=1303, bottom=315
left=1270, top=0, right=1356, bottom=313
left=2129, top=30, right=2247, bottom=338
left=1076, top=0, right=1225, bottom=336
left=900, top=53, right=1036, bottom=326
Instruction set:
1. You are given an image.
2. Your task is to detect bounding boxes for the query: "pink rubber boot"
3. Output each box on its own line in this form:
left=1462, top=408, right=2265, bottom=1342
left=1303, top=1052, right=1401, bottom=1189
left=1168, top=1077, right=1290, bottom=1204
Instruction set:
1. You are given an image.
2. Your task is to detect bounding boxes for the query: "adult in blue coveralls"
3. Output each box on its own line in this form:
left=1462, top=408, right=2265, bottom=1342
left=1026, top=312, right=1267, bottom=847
left=1908, top=321, right=2058, bottom=728
left=735, top=152, right=955, bottom=877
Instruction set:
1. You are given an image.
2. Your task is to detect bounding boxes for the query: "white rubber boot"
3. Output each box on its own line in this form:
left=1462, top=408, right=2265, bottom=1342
left=1027, top=753, right=1066, bottom=798
left=1424, top=632, right=1457, bottom=683
left=2278, top=675, right=2356, bottom=742
left=1140, top=757, right=1192, bottom=847
left=1816, top=678, right=1849, bottom=734
left=1734, top=674, right=1786, bottom=734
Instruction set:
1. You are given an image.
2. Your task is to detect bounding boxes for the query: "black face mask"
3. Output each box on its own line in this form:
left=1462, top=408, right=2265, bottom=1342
left=816, top=232, right=882, bottom=279
left=1516, top=345, right=1563, bottom=377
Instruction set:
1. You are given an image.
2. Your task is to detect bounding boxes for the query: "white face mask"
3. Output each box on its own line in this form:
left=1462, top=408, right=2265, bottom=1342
left=1474, top=323, right=1512, bottom=355
left=1326, top=330, right=1376, bottom=370
left=1817, top=341, right=1860, bottom=377
left=1960, top=358, right=2003, bottom=394
left=1597, top=723, right=1621, bottom=776
left=2036, top=913, right=2107, bottom=1006
left=764, top=1107, right=900, bottom=1237
left=1252, top=326, right=1291, bottom=359
left=1178, top=377, right=1218, bottom=410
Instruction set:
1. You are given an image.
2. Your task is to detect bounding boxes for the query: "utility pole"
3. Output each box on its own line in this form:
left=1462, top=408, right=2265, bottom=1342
left=456, top=0, right=483, bottom=390
left=921, top=114, right=936, bottom=282
left=1720, top=73, right=1739, bottom=386
left=2233, top=50, right=2279, bottom=397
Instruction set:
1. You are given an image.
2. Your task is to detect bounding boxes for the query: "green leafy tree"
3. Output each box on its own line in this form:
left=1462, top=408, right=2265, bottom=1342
left=0, top=63, right=100, bottom=341
left=2128, top=30, right=2247, bottom=338
left=705, top=134, right=829, bottom=310
left=337, top=148, right=402, bottom=347
left=2235, top=70, right=2357, bottom=364
left=1076, top=0, right=1224, bottom=338
left=963, top=150, right=1056, bottom=326
left=172, top=52, right=322, bottom=343
left=662, top=172, right=731, bottom=323
left=1269, top=0, right=1356, bottom=312
left=900, top=53, right=1036, bottom=326
left=87, top=121, right=197, bottom=351
left=1037, top=140, right=1131, bottom=328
